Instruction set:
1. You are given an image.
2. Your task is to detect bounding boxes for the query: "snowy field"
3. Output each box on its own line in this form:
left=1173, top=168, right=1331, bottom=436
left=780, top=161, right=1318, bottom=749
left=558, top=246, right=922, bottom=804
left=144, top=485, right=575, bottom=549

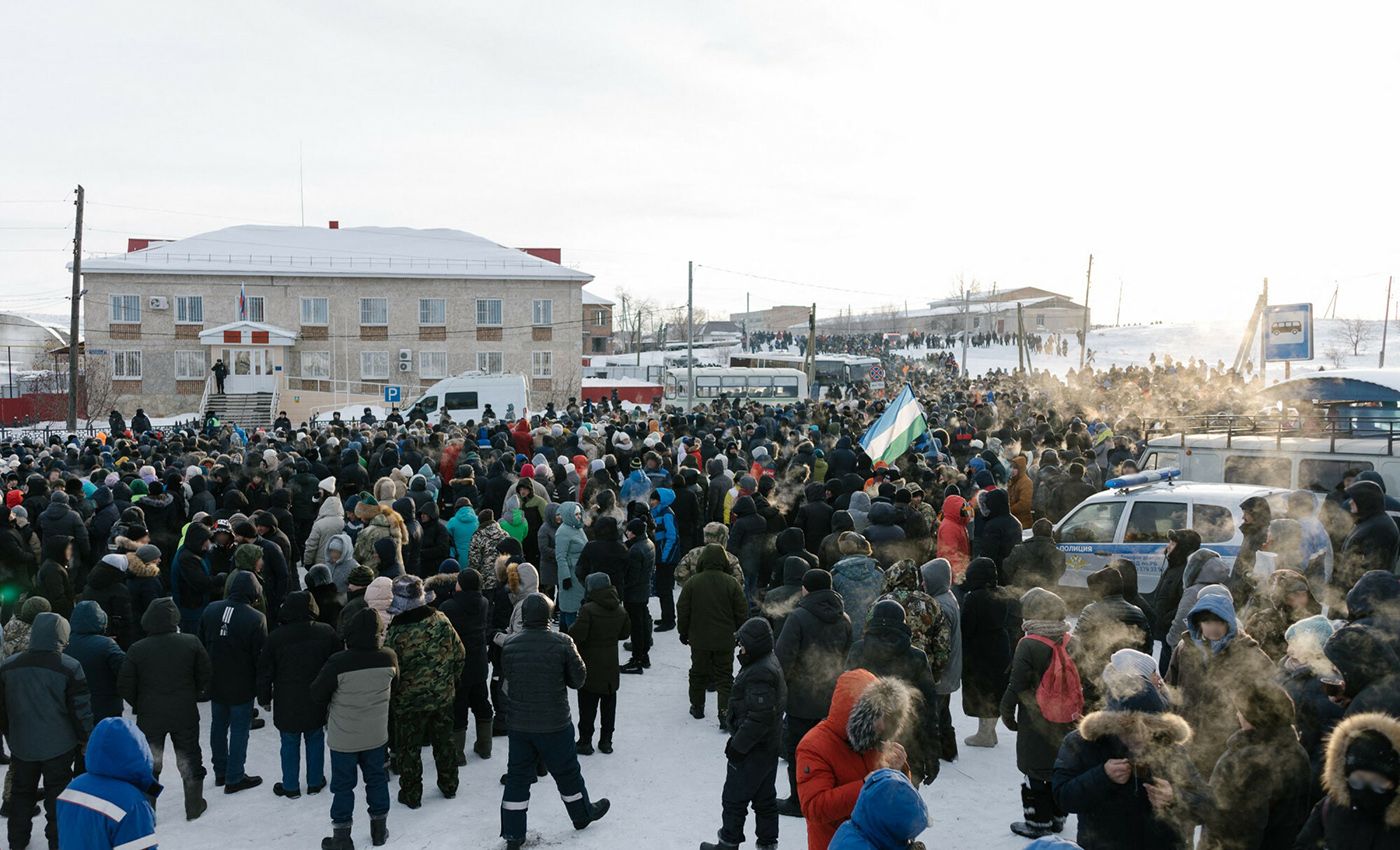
left=21, top=596, right=1060, bottom=850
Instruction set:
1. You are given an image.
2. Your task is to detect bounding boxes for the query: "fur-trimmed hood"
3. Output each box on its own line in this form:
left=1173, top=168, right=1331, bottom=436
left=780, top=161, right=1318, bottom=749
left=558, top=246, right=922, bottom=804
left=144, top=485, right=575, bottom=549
left=1078, top=708, right=1192, bottom=750
left=846, top=677, right=913, bottom=753
left=1324, top=712, right=1400, bottom=829
left=125, top=551, right=160, bottom=578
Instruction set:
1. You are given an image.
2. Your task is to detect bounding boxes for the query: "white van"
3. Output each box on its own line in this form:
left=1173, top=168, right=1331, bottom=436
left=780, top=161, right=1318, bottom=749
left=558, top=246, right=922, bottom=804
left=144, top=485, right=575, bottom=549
left=1138, top=432, right=1400, bottom=496
left=1049, top=469, right=1291, bottom=593
left=409, top=373, right=529, bottom=423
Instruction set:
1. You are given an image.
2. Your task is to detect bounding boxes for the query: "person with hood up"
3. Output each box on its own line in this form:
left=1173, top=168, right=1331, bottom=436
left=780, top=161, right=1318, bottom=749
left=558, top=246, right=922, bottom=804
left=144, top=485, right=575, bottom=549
left=36, top=532, right=75, bottom=618
left=1166, top=587, right=1272, bottom=775
left=174, top=523, right=218, bottom=635
left=832, top=533, right=884, bottom=642
left=679, top=543, right=750, bottom=725
left=577, top=515, right=628, bottom=591
left=119, top=596, right=213, bottom=820
left=961, top=556, right=1020, bottom=748
left=763, top=556, right=808, bottom=639
left=678, top=522, right=747, bottom=586
left=1007, top=455, right=1034, bottom=529
left=936, top=494, right=972, bottom=580
left=200, top=570, right=268, bottom=794
left=309, top=608, right=399, bottom=850
left=651, top=486, right=681, bottom=628
left=1152, top=528, right=1201, bottom=675
left=498, top=593, right=610, bottom=850
left=305, top=564, right=343, bottom=628
left=418, top=501, right=452, bottom=578
left=619, top=518, right=656, bottom=674
left=56, top=716, right=159, bottom=850
left=80, top=551, right=135, bottom=649
left=846, top=600, right=942, bottom=788
left=554, top=501, right=588, bottom=629
left=571, top=572, right=630, bottom=756
left=828, top=768, right=929, bottom=850
left=1052, top=655, right=1211, bottom=850
left=819, top=511, right=856, bottom=571
left=1279, top=615, right=1344, bottom=803
left=1295, top=711, right=1400, bottom=848
left=124, top=543, right=165, bottom=641
left=863, top=502, right=907, bottom=568
left=1337, top=480, right=1400, bottom=604
left=371, top=535, right=403, bottom=580
left=796, top=669, right=913, bottom=850
left=446, top=497, right=480, bottom=562
left=0, top=611, right=93, bottom=850
left=1241, top=568, right=1321, bottom=661
left=1198, top=681, right=1311, bottom=850
left=795, top=483, right=835, bottom=558
left=1165, top=548, right=1232, bottom=657
left=699, top=617, right=787, bottom=850
left=1005, top=519, right=1066, bottom=591
left=65, top=600, right=126, bottom=721
left=315, top=532, right=356, bottom=597
left=258, top=591, right=341, bottom=800
left=536, top=501, right=560, bottom=598
left=1323, top=623, right=1400, bottom=718
left=920, top=558, right=963, bottom=763
left=1077, top=563, right=1153, bottom=706
left=972, top=489, right=1023, bottom=582
left=39, top=490, right=91, bottom=576
left=845, top=491, right=872, bottom=535
left=729, top=494, right=772, bottom=600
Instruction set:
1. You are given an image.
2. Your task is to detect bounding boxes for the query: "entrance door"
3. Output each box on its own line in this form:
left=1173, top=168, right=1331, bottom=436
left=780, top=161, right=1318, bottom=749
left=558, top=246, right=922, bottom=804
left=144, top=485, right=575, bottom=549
left=223, top=348, right=274, bottom=393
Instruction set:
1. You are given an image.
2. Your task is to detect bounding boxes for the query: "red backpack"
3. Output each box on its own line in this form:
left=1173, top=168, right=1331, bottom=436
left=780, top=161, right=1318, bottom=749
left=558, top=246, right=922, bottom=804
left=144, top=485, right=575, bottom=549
left=1026, top=634, right=1084, bottom=724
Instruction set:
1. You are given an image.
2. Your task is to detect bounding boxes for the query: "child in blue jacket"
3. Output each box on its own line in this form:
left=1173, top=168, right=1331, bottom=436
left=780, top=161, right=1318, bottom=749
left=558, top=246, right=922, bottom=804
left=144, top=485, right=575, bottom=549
left=57, top=716, right=159, bottom=850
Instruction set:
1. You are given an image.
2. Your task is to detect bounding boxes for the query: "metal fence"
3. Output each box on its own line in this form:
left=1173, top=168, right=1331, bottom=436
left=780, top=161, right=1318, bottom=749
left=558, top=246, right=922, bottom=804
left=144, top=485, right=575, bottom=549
left=0, top=420, right=202, bottom=444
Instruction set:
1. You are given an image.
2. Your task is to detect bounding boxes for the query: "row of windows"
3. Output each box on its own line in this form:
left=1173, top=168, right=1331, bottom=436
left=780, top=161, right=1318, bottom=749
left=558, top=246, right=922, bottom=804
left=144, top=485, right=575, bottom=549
left=106, top=350, right=553, bottom=381
left=111, top=294, right=556, bottom=328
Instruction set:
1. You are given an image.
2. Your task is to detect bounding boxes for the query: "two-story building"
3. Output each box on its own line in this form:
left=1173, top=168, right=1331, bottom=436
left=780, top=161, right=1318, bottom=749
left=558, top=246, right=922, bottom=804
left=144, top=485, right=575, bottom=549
left=79, top=223, right=593, bottom=421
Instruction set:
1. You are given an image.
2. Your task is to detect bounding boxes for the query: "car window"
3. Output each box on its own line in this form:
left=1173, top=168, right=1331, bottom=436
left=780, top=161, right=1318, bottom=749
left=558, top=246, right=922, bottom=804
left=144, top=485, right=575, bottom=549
left=1141, top=451, right=1179, bottom=471
left=1192, top=503, right=1236, bottom=543
left=1124, top=501, right=1184, bottom=543
left=419, top=396, right=438, bottom=414
left=1058, top=502, right=1125, bottom=544
left=1298, top=458, right=1374, bottom=492
left=1223, top=455, right=1292, bottom=488
left=444, top=391, right=478, bottom=411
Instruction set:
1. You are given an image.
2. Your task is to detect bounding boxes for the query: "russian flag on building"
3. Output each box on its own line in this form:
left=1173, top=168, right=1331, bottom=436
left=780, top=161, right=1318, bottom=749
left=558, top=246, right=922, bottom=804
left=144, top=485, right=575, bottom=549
left=238, top=283, right=247, bottom=320
left=860, top=383, right=927, bottom=465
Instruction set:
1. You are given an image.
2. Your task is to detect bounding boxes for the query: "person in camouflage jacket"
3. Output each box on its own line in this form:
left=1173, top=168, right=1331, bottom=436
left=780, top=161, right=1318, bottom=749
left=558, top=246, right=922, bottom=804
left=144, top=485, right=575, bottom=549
left=467, top=511, right=509, bottom=591
left=874, top=559, right=952, bottom=683
left=384, top=575, right=465, bottom=808
left=674, top=522, right=745, bottom=587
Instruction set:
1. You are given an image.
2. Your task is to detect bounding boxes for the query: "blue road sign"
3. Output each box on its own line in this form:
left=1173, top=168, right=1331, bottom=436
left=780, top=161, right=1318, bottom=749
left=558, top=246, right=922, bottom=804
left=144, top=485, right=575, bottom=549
left=384, top=385, right=402, bottom=404
left=1263, top=303, right=1313, bottom=361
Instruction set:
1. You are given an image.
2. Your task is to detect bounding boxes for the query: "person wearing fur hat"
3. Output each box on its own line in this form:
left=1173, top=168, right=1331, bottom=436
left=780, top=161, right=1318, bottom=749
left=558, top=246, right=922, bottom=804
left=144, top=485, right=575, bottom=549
left=1052, top=657, right=1211, bottom=850
left=1001, top=587, right=1079, bottom=838
left=1296, top=711, right=1400, bottom=848
left=570, top=572, right=630, bottom=755
left=384, top=574, right=465, bottom=808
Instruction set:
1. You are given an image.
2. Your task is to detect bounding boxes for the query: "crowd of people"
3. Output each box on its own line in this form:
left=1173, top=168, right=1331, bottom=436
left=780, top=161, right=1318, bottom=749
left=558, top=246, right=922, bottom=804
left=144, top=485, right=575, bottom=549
left=0, top=353, right=1397, bottom=850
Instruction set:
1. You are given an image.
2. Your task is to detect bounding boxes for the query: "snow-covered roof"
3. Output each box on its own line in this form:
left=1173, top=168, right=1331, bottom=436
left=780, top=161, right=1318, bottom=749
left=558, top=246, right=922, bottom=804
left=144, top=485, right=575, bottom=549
left=0, top=312, right=71, bottom=345
left=77, top=225, right=594, bottom=282
left=582, top=288, right=614, bottom=306
left=1264, top=368, right=1400, bottom=403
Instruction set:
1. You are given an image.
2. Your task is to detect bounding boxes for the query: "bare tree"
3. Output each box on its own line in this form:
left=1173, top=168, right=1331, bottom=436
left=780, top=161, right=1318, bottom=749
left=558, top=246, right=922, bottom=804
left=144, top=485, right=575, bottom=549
left=1324, top=344, right=1350, bottom=369
left=1342, top=317, right=1375, bottom=356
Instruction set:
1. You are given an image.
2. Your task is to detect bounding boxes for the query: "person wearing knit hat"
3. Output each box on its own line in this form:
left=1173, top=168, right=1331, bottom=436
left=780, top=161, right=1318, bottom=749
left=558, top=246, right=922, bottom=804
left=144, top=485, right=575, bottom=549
left=364, top=577, right=394, bottom=630
left=354, top=493, right=379, bottom=522
left=318, top=476, right=336, bottom=496
left=383, top=573, right=464, bottom=808
left=233, top=542, right=264, bottom=575
left=572, top=569, right=627, bottom=755
left=347, top=565, right=377, bottom=590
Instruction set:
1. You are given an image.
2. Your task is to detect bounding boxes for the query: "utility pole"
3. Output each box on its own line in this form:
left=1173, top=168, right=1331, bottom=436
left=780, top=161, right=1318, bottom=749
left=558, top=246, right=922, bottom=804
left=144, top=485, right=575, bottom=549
left=1016, top=302, right=1026, bottom=372
left=686, top=261, right=694, bottom=412
left=743, top=292, right=750, bottom=351
left=1115, top=278, right=1123, bottom=327
left=960, top=286, right=970, bottom=378
left=635, top=310, right=642, bottom=367
left=68, top=185, right=84, bottom=431
left=1382, top=276, right=1394, bottom=368
left=805, top=303, right=816, bottom=393
left=1079, top=254, right=1092, bottom=370
left=1260, top=278, right=1268, bottom=385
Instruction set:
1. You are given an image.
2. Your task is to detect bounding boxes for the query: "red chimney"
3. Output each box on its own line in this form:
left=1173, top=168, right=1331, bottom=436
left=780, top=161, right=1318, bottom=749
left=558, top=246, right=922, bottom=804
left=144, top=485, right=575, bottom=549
left=328, top=220, right=339, bottom=230
left=518, top=247, right=562, bottom=264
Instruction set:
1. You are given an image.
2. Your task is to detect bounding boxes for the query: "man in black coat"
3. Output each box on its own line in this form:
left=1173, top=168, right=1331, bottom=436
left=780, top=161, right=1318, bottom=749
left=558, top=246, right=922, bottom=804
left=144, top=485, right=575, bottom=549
left=119, top=597, right=213, bottom=820
left=864, top=502, right=908, bottom=568
left=576, top=516, right=628, bottom=591
left=771, top=568, right=851, bottom=815
left=1324, top=624, right=1400, bottom=717
left=80, top=553, right=135, bottom=649
left=1004, top=518, right=1066, bottom=589
left=439, top=567, right=494, bottom=762
left=174, top=523, right=219, bottom=635
left=200, top=570, right=268, bottom=793
left=705, top=457, right=733, bottom=525
left=39, top=491, right=91, bottom=572
left=973, top=488, right=1024, bottom=581
left=700, top=617, right=787, bottom=850
left=418, top=502, right=452, bottom=576
left=620, top=519, right=656, bottom=673
left=499, top=594, right=609, bottom=850
left=1077, top=565, right=1153, bottom=707
left=257, top=591, right=340, bottom=798
left=793, top=483, right=835, bottom=557
left=1336, top=480, right=1400, bottom=604
left=846, top=599, right=942, bottom=787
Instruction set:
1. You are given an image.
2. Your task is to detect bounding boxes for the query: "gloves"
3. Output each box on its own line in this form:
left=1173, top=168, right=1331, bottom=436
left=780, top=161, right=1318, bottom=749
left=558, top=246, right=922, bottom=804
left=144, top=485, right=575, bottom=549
left=562, top=578, right=573, bottom=591
left=679, top=633, right=689, bottom=645
left=920, top=760, right=939, bottom=785
left=724, top=739, right=740, bottom=761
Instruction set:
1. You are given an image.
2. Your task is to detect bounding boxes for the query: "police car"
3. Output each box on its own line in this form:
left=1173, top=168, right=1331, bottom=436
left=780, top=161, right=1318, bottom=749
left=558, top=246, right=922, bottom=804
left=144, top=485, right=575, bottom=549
left=1048, top=468, right=1291, bottom=594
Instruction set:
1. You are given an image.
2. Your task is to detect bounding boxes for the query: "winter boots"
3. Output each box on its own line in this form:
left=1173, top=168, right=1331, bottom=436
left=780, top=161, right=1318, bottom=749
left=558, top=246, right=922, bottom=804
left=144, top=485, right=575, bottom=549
left=273, top=782, right=301, bottom=799
left=474, top=716, right=493, bottom=759
left=453, top=729, right=468, bottom=767
left=776, top=796, right=802, bottom=817
left=620, top=656, right=649, bottom=674
left=184, top=780, right=208, bottom=821
left=321, top=824, right=354, bottom=850
left=224, top=774, right=264, bottom=794
left=699, top=841, right=740, bottom=850
left=1010, top=780, right=1064, bottom=838
left=576, top=737, right=595, bottom=756
left=597, top=736, right=613, bottom=755
left=964, top=717, right=998, bottom=748
left=572, top=798, right=611, bottom=831
left=370, top=815, right=388, bottom=847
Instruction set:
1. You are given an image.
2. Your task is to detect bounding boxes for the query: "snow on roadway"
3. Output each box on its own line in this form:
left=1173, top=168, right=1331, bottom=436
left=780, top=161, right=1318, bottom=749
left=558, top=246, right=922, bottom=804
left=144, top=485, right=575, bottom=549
left=54, top=597, right=1059, bottom=850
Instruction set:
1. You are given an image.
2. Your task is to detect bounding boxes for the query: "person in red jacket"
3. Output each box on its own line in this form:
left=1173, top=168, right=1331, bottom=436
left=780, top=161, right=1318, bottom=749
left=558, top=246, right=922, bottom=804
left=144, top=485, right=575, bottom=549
left=795, top=669, right=912, bottom=850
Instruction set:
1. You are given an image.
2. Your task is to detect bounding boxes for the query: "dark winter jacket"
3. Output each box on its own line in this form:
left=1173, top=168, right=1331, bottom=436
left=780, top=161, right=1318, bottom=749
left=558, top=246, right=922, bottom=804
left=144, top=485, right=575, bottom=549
left=418, top=503, right=453, bottom=576
left=863, top=502, right=907, bottom=567
left=819, top=511, right=856, bottom=570
left=500, top=594, right=586, bottom=734
left=257, top=591, right=340, bottom=733
left=832, top=553, right=884, bottom=642
left=36, top=533, right=75, bottom=618
left=40, top=497, right=91, bottom=570
left=571, top=582, right=630, bottom=695
left=1337, top=481, right=1400, bottom=599
left=65, top=601, right=126, bottom=721
left=123, top=549, right=164, bottom=642
left=173, top=524, right=217, bottom=613
left=119, top=598, right=212, bottom=734
left=960, top=557, right=1020, bottom=718
left=199, top=571, right=268, bottom=705
left=0, top=612, right=94, bottom=761
left=1295, top=712, right=1400, bottom=850
left=1003, top=531, right=1065, bottom=590
left=310, top=608, right=399, bottom=753
left=1278, top=658, right=1344, bottom=802
left=1324, top=624, right=1400, bottom=718
left=623, top=535, right=655, bottom=608
left=846, top=601, right=941, bottom=785
left=775, top=587, right=853, bottom=721
left=79, top=557, right=136, bottom=650
left=678, top=544, right=749, bottom=652
left=729, top=495, right=771, bottom=584
left=795, top=484, right=835, bottom=556
left=438, top=572, right=492, bottom=689
left=726, top=618, right=787, bottom=757
left=763, top=556, right=807, bottom=638
left=1152, top=529, right=1203, bottom=641
left=1200, top=723, right=1312, bottom=850
left=576, top=517, right=628, bottom=591
left=973, top=489, right=1023, bottom=580
left=1000, top=589, right=1077, bottom=781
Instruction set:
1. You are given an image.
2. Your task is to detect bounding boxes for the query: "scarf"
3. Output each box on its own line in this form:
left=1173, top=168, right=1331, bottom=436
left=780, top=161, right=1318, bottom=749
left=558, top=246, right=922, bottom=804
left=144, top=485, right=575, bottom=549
left=1023, top=619, right=1069, bottom=639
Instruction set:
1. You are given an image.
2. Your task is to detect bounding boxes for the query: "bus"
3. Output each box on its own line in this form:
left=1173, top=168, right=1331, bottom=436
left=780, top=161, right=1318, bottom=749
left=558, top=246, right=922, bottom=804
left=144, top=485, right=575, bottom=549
left=664, top=367, right=808, bottom=406
left=728, top=353, right=881, bottom=386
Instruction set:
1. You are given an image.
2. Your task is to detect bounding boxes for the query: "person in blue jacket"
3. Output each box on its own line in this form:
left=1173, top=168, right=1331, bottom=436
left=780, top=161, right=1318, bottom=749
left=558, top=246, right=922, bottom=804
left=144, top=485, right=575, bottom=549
left=57, top=716, right=159, bottom=850
left=829, top=768, right=929, bottom=850
left=650, top=487, right=680, bottom=631
left=445, top=498, right=480, bottom=562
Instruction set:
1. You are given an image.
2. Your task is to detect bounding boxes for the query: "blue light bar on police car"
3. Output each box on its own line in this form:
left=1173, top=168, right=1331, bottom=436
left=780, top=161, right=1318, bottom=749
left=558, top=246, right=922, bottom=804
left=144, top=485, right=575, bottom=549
left=1104, top=468, right=1181, bottom=490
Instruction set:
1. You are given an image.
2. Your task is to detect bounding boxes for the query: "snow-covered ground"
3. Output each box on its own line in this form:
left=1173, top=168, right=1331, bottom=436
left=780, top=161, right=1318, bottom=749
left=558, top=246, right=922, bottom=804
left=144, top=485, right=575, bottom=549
left=25, top=597, right=1057, bottom=850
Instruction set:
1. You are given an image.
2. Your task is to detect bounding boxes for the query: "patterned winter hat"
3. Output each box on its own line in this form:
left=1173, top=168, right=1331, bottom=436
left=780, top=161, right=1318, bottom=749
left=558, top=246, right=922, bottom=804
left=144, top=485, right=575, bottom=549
left=347, top=565, right=377, bottom=589
left=388, top=574, right=428, bottom=615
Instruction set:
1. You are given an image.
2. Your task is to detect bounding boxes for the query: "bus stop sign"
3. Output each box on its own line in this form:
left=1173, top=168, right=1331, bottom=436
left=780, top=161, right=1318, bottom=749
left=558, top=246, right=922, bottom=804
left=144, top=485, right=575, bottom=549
left=1263, top=303, right=1313, bottom=361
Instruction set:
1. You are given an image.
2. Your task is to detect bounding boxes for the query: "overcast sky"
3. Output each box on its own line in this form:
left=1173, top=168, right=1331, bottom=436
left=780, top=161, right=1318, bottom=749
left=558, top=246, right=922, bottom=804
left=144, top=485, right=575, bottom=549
left=4, top=2, right=1400, bottom=325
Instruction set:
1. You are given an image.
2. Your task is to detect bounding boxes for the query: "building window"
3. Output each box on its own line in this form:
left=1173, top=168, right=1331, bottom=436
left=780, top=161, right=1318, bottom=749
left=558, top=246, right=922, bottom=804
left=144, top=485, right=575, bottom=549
left=360, top=298, right=389, bottom=326
left=972, top=316, right=982, bottom=329
left=591, top=337, right=607, bottom=353
left=1035, top=313, right=1047, bottom=328
left=175, top=350, right=206, bottom=380
left=110, top=294, right=140, bottom=323
left=175, top=295, right=203, bottom=324
left=418, top=298, right=446, bottom=326
left=301, top=350, right=331, bottom=378
left=360, top=351, right=389, bottom=379
left=593, top=309, right=606, bottom=326
left=112, top=350, right=142, bottom=380
left=238, top=295, right=266, bottom=323
left=532, top=299, right=553, bottom=326
left=531, top=351, right=553, bottom=379
left=475, top=299, right=503, bottom=327
left=301, top=297, right=329, bottom=326
left=476, top=351, right=503, bottom=374
left=420, top=351, right=448, bottom=379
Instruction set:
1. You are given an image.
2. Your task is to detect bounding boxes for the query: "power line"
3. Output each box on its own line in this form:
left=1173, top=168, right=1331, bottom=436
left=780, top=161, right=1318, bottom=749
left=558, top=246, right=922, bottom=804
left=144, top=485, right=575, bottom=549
left=696, top=264, right=908, bottom=299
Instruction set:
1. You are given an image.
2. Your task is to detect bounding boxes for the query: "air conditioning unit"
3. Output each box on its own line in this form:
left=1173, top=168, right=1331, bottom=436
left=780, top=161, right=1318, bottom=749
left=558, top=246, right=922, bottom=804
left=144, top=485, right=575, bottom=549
left=148, top=296, right=169, bottom=310
left=398, top=349, right=412, bottom=362
left=398, top=361, right=413, bottom=372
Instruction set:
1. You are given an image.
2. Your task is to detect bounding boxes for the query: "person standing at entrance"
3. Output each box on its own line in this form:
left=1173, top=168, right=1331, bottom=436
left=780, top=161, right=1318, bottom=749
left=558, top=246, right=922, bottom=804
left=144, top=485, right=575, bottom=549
left=212, top=358, right=228, bottom=394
